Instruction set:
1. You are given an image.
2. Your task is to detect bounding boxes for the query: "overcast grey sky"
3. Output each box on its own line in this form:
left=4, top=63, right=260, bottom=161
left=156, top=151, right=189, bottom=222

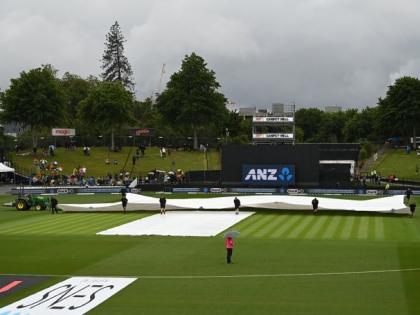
left=1, top=0, right=420, bottom=109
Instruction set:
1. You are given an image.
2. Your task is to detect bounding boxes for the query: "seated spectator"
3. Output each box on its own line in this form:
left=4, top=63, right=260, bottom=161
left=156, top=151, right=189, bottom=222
left=176, top=169, right=185, bottom=184
left=168, top=171, right=176, bottom=183
left=83, top=146, right=90, bottom=156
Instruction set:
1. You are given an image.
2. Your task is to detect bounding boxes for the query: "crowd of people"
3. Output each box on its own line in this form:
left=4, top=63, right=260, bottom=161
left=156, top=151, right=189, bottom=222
left=22, top=142, right=190, bottom=187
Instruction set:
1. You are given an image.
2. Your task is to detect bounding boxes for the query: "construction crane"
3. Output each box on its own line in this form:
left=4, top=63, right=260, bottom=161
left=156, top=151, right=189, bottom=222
left=151, top=63, right=166, bottom=104
left=157, top=63, right=166, bottom=95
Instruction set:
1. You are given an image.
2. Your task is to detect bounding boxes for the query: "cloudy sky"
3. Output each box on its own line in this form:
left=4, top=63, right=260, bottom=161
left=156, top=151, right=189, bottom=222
left=1, top=0, right=420, bottom=109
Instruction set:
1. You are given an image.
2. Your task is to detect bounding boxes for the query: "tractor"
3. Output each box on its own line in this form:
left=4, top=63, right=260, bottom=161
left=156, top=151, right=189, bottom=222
left=14, top=194, right=50, bottom=211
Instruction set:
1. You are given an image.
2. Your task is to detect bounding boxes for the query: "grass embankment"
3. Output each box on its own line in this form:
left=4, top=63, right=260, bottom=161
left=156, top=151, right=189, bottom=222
left=372, top=148, right=420, bottom=181
left=11, top=146, right=221, bottom=178
left=1, top=194, right=420, bottom=314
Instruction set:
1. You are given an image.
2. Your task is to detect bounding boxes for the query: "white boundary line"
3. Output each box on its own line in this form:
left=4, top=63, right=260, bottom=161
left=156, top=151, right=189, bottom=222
left=3, top=268, right=420, bottom=280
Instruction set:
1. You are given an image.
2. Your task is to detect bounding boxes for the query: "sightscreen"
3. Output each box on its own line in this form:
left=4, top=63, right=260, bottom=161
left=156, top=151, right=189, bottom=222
left=221, top=144, right=319, bottom=186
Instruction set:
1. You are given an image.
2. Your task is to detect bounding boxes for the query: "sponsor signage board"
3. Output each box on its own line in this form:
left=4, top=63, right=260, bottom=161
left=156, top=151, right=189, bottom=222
left=252, top=133, right=294, bottom=139
left=242, top=165, right=295, bottom=185
left=307, top=189, right=357, bottom=194
left=129, top=128, right=155, bottom=136
left=52, top=129, right=76, bottom=137
left=253, top=117, right=294, bottom=123
left=230, top=188, right=277, bottom=193
left=287, top=188, right=305, bottom=195
left=11, top=186, right=126, bottom=195
left=0, top=276, right=136, bottom=315
left=172, top=188, right=201, bottom=193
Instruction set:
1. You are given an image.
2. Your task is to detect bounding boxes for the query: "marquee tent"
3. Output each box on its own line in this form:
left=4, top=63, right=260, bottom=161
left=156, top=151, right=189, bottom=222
left=0, top=163, right=14, bottom=173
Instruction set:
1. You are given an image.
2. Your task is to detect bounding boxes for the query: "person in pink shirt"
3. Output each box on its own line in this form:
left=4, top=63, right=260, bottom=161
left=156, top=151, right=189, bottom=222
left=225, top=236, right=234, bottom=264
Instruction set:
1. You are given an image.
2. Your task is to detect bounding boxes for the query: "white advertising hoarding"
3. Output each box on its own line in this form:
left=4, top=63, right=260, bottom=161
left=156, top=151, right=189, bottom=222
left=253, top=133, right=294, bottom=139
left=52, top=128, right=76, bottom=136
left=253, top=117, right=294, bottom=123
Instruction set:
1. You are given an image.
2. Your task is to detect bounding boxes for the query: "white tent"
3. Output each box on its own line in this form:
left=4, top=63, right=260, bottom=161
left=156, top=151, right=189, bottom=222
left=0, top=162, right=15, bottom=173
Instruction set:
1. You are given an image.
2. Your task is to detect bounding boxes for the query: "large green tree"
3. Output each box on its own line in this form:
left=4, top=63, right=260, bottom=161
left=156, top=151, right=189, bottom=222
left=156, top=52, right=227, bottom=149
left=224, top=111, right=251, bottom=144
left=78, top=81, right=134, bottom=151
left=101, top=21, right=135, bottom=92
left=377, top=76, right=420, bottom=148
left=343, top=107, right=380, bottom=142
left=317, top=110, right=357, bottom=143
left=60, top=72, right=93, bottom=126
left=0, top=65, right=65, bottom=148
left=295, top=108, right=324, bottom=142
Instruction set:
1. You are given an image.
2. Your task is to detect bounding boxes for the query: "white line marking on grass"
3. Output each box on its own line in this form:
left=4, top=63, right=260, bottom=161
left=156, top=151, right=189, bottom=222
left=4, top=268, right=420, bottom=280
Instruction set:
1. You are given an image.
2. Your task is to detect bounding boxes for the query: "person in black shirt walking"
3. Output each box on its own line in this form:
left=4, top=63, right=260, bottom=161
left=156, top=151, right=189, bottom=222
left=234, top=197, right=241, bottom=215
left=121, top=194, right=128, bottom=213
left=51, top=196, right=58, bottom=214
left=409, top=202, right=416, bottom=218
left=312, top=197, right=319, bottom=214
left=406, top=188, right=413, bottom=201
left=159, top=195, right=167, bottom=215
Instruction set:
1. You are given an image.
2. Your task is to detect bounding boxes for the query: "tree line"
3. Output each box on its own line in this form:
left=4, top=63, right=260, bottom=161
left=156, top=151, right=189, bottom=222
left=1, top=21, right=420, bottom=158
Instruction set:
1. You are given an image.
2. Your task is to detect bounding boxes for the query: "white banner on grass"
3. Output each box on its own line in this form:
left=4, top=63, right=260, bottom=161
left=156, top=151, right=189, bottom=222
left=0, top=276, right=136, bottom=315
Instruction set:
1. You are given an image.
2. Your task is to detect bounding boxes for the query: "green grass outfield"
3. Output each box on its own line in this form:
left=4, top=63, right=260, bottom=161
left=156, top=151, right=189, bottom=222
left=1, top=194, right=420, bottom=314
left=372, top=148, right=420, bottom=181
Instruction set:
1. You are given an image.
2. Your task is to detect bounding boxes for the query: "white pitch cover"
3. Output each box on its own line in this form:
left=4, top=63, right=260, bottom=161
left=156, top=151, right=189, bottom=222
left=0, top=277, right=136, bottom=315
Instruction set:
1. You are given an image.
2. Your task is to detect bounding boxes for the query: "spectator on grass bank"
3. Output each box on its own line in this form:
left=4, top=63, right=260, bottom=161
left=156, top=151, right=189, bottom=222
left=159, top=195, right=167, bottom=215
left=409, top=202, right=416, bottom=218
left=225, top=237, right=234, bottom=264
left=51, top=196, right=58, bottom=214
left=49, top=144, right=56, bottom=156
left=139, top=145, right=146, bottom=156
left=121, top=194, right=128, bottom=213
left=234, top=197, right=241, bottom=215
left=406, top=188, right=413, bottom=201
left=160, top=147, right=166, bottom=158
left=384, top=183, right=390, bottom=194
left=83, top=146, right=90, bottom=156
left=312, top=197, right=319, bottom=214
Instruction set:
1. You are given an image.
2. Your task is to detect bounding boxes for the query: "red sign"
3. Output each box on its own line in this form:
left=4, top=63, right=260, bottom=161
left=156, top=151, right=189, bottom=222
left=52, top=128, right=76, bottom=136
left=135, top=128, right=150, bottom=136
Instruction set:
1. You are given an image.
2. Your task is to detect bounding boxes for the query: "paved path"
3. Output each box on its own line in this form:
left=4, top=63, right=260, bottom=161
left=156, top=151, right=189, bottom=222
left=0, top=185, right=14, bottom=195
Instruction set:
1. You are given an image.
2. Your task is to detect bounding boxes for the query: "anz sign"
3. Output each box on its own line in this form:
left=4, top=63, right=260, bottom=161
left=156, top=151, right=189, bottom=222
left=242, top=165, right=295, bottom=185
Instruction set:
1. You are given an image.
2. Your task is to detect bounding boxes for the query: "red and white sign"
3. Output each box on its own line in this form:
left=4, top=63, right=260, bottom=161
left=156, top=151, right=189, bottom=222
left=253, top=117, right=294, bottom=123
left=0, top=276, right=136, bottom=314
left=52, top=128, right=76, bottom=137
left=253, top=133, right=294, bottom=139
left=134, top=128, right=151, bottom=136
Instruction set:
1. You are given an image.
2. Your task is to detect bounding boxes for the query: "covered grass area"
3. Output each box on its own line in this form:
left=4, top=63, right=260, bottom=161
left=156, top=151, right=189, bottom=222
left=1, top=194, right=420, bottom=314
